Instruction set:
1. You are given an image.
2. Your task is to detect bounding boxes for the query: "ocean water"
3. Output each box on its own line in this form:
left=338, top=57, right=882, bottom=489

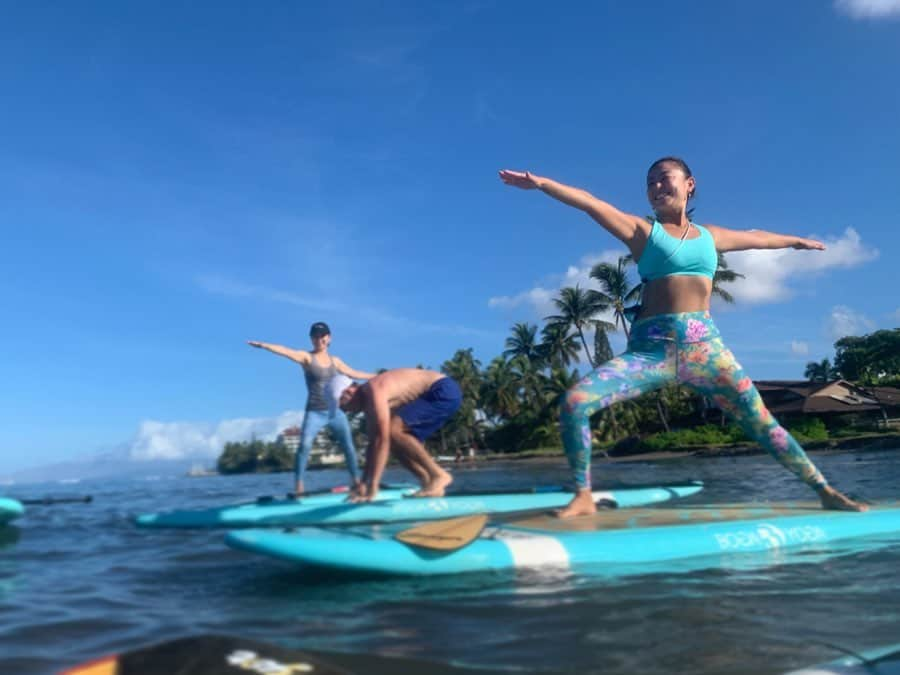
left=1, top=448, right=899, bottom=675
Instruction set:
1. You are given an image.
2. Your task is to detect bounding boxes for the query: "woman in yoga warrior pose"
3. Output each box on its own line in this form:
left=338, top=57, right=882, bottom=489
left=499, top=157, right=867, bottom=517
left=249, top=322, right=375, bottom=495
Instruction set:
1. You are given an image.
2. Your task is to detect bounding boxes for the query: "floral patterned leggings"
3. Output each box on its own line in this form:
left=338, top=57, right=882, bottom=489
left=560, top=311, right=827, bottom=491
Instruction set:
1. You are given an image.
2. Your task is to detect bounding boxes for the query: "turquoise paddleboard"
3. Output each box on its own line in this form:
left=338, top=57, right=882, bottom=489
left=136, top=482, right=702, bottom=529
left=784, top=643, right=900, bottom=674
left=135, top=484, right=415, bottom=529
left=0, top=497, right=25, bottom=525
left=226, top=501, right=900, bottom=577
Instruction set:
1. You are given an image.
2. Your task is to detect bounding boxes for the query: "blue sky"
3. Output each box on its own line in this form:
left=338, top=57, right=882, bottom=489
left=1, top=0, right=898, bottom=477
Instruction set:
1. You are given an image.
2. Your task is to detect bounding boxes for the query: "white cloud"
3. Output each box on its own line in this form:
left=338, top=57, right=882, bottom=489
left=488, top=250, right=623, bottom=320
left=891, top=308, right=900, bottom=323
left=790, top=340, right=809, bottom=356
left=128, top=410, right=304, bottom=461
left=725, top=227, right=878, bottom=304
left=835, top=0, right=900, bottom=18
left=827, top=305, right=876, bottom=340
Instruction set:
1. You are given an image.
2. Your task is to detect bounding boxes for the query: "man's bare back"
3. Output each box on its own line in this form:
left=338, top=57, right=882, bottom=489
left=367, top=368, right=447, bottom=410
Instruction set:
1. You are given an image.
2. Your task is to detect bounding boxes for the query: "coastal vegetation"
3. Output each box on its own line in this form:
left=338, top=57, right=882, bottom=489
left=217, top=253, right=899, bottom=473
left=437, top=256, right=898, bottom=456
left=218, top=438, right=292, bottom=475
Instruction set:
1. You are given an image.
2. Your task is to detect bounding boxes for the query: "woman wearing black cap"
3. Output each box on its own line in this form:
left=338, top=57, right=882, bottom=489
left=248, top=322, right=375, bottom=495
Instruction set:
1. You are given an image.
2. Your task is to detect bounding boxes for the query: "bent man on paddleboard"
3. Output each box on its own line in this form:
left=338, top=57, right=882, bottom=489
left=340, top=368, right=461, bottom=502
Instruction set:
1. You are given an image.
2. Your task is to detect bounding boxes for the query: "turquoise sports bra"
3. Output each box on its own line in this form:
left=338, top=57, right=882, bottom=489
left=637, top=221, right=718, bottom=283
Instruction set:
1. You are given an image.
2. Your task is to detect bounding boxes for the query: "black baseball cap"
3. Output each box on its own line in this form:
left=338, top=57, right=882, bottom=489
left=309, top=322, right=331, bottom=337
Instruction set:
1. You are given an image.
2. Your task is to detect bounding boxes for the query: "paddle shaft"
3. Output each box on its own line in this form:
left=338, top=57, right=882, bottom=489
left=18, top=495, right=93, bottom=505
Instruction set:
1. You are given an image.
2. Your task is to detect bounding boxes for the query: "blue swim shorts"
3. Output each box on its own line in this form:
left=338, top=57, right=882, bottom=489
left=396, top=377, right=462, bottom=442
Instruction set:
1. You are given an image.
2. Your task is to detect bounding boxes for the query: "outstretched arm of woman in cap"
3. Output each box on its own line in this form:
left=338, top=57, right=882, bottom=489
left=247, top=341, right=311, bottom=366
left=705, top=225, right=826, bottom=253
left=333, top=356, right=376, bottom=380
left=498, top=169, right=647, bottom=251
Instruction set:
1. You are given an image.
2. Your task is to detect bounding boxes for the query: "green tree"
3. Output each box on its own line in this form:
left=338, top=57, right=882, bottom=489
left=538, top=322, right=581, bottom=371
left=592, top=321, right=615, bottom=365
left=508, top=354, right=544, bottom=410
left=481, top=356, right=521, bottom=421
left=543, top=367, right=581, bottom=406
left=503, top=323, right=543, bottom=366
left=441, top=348, right=484, bottom=448
left=804, top=358, right=836, bottom=383
left=834, top=329, right=900, bottom=383
left=711, top=253, right=744, bottom=304
left=217, top=441, right=258, bottom=474
left=589, top=256, right=642, bottom=338
left=545, top=285, right=609, bottom=367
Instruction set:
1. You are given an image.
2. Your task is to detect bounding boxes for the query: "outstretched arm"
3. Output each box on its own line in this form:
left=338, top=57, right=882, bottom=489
left=705, top=225, right=826, bottom=253
left=498, top=170, right=645, bottom=248
left=333, top=356, right=376, bottom=380
left=246, top=340, right=310, bottom=366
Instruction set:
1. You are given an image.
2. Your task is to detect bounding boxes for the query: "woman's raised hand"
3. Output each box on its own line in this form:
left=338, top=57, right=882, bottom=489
left=791, top=237, right=826, bottom=251
left=498, top=169, right=543, bottom=190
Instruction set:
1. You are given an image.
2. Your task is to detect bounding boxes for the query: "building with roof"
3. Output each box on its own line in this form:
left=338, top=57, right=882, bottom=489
left=277, top=425, right=346, bottom=466
left=755, top=380, right=900, bottom=426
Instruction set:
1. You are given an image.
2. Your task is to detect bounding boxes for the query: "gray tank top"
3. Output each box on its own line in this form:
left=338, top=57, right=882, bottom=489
left=304, top=354, right=337, bottom=411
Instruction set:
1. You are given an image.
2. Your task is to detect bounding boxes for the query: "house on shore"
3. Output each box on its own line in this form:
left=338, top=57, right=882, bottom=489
left=756, top=380, right=900, bottom=427
left=278, top=426, right=345, bottom=467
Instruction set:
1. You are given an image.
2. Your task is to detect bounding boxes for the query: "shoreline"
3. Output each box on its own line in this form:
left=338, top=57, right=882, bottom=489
left=221, top=432, right=900, bottom=475
left=462, top=431, right=900, bottom=465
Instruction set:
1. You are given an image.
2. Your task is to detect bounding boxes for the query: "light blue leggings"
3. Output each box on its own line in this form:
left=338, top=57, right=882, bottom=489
left=296, top=408, right=361, bottom=484
left=560, top=312, right=827, bottom=491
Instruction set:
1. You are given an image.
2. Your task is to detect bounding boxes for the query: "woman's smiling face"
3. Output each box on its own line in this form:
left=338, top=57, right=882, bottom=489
left=646, top=161, right=695, bottom=216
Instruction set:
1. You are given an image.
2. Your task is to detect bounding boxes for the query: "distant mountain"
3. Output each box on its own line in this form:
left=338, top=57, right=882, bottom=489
left=0, top=411, right=306, bottom=486
left=0, top=448, right=210, bottom=485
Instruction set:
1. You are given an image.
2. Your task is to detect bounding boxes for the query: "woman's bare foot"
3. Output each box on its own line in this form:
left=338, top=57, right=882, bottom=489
left=413, top=471, right=453, bottom=498
left=555, top=489, right=597, bottom=518
left=818, top=485, right=869, bottom=512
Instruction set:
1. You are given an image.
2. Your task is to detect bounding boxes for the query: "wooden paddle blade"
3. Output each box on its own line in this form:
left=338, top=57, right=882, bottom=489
left=60, top=655, right=116, bottom=675
left=394, top=514, right=489, bottom=551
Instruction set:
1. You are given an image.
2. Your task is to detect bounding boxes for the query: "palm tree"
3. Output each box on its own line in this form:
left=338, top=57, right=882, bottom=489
left=543, top=367, right=581, bottom=404
left=520, top=366, right=584, bottom=449
left=441, top=348, right=483, bottom=449
left=503, top=323, right=542, bottom=366
left=539, top=322, right=581, bottom=371
left=509, top=354, right=547, bottom=410
left=712, top=253, right=744, bottom=304
left=593, top=321, right=615, bottom=365
left=481, top=356, right=521, bottom=421
left=804, top=358, right=836, bottom=383
left=589, top=256, right=642, bottom=338
left=545, top=285, right=609, bottom=367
